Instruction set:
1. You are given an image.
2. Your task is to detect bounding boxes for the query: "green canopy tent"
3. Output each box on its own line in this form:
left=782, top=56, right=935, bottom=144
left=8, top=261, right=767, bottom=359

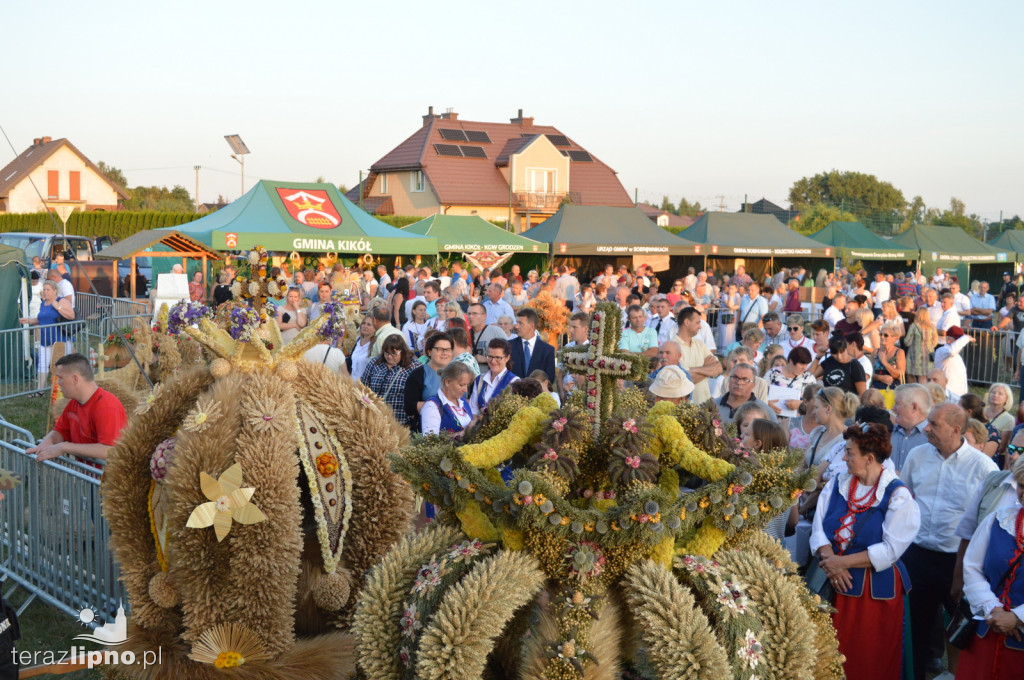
left=678, top=212, right=833, bottom=282
left=809, top=221, right=916, bottom=273
left=403, top=214, right=547, bottom=272
left=171, top=180, right=437, bottom=256
left=988, top=231, right=1024, bottom=268
left=889, top=224, right=1011, bottom=285
left=520, top=205, right=700, bottom=282
left=0, top=244, right=29, bottom=383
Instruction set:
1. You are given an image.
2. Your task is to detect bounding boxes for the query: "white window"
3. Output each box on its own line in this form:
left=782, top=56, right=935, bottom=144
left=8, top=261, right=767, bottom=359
left=379, top=173, right=388, bottom=194
left=411, top=170, right=425, bottom=192
left=528, top=168, right=556, bottom=194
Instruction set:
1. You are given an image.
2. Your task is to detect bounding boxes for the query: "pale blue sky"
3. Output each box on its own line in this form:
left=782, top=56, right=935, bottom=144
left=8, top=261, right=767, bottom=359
left=3, top=0, right=1021, bottom=219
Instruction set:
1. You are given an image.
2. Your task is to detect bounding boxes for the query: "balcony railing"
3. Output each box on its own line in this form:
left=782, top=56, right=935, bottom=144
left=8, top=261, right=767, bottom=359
left=513, top=191, right=581, bottom=212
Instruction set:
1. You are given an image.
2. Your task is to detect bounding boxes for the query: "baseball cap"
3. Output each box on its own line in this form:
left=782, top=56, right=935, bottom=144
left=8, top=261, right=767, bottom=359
left=946, top=325, right=965, bottom=340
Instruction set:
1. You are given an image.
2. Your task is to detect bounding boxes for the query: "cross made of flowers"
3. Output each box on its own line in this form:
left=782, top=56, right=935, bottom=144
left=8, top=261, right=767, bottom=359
left=558, top=302, right=646, bottom=439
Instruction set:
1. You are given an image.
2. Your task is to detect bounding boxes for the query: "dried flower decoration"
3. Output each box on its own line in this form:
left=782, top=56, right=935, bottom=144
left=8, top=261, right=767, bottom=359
left=186, top=463, right=267, bottom=542
left=183, top=397, right=221, bottom=433
left=189, top=622, right=271, bottom=667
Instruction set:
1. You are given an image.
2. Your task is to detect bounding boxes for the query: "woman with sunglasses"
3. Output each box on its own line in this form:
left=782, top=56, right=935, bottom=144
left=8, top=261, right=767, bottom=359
left=783, top=314, right=815, bottom=358
left=666, top=280, right=685, bottom=306
left=811, top=422, right=920, bottom=680
left=871, top=322, right=906, bottom=390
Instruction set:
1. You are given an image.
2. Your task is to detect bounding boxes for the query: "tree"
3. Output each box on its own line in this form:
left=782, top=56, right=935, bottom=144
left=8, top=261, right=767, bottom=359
left=788, top=170, right=906, bottom=219
left=313, top=175, right=327, bottom=184
left=338, top=184, right=348, bottom=195
left=659, top=196, right=675, bottom=213
left=123, top=185, right=193, bottom=212
left=788, top=203, right=846, bottom=236
left=96, top=161, right=128, bottom=189
left=676, top=198, right=703, bottom=217
left=931, top=196, right=984, bottom=237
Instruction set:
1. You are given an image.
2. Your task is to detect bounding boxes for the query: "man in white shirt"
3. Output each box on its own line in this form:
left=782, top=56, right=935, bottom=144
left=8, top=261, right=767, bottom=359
left=648, top=297, right=678, bottom=344
left=934, top=325, right=973, bottom=398
left=823, top=294, right=846, bottom=330
left=482, top=283, right=515, bottom=325
left=922, top=287, right=942, bottom=326
left=759, top=312, right=788, bottom=350
left=931, top=268, right=947, bottom=288
left=376, top=265, right=392, bottom=296
left=950, top=281, right=971, bottom=322
left=900, top=403, right=998, bottom=680
left=48, top=269, right=75, bottom=308
left=673, top=307, right=722, bottom=405
left=968, top=280, right=996, bottom=329
left=552, top=265, right=579, bottom=308
left=869, top=270, right=891, bottom=316
left=937, top=293, right=961, bottom=337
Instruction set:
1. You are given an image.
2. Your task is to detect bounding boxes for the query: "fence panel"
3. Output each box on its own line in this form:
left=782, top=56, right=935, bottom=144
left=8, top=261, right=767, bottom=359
left=0, top=420, right=124, bottom=620
left=963, top=327, right=1020, bottom=388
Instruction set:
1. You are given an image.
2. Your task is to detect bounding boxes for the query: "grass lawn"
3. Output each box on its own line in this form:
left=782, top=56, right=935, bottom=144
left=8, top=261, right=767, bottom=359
left=5, top=586, right=102, bottom=679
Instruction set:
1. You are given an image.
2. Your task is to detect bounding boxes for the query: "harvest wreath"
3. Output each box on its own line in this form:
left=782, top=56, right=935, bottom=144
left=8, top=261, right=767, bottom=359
left=354, top=301, right=843, bottom=680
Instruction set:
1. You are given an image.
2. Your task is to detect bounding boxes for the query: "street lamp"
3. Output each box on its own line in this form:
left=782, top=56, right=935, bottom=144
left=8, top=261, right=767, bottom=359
left=224, top=134, right=250, bottom=198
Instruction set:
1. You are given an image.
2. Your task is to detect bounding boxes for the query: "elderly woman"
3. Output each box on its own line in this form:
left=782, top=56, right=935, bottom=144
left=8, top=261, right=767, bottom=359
left=276, top=287, right=307, bottom=344
left=18, top=280, right=74, bottom=393
left=871, top=322, right=906, bottom=390
left=957, top=456, right=1024, bottom=679
left=188, top=270, right=205, bottom=302
left=811, top=423, right=921, bottom=680
left=360, top=334, right=413, bottom=425
left=420, top=361, right=476, bottom=436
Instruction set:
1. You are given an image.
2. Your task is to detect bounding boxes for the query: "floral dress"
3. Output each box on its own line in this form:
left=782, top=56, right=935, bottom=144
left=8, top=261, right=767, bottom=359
left=903, top=322, right=936, bottom=376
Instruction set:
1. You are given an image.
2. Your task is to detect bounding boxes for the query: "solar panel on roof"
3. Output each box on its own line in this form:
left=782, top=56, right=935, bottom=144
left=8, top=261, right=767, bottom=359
left=567, top=150, right=593, bottom=162
left=439, top=128, right=468, bottom=141
left=434, top=144, right=463, bottom=157
left=465, top=130, right=491, bottom=143
left=460, top=146, right=488, bottom=159
left=546, top=134, right=570, bottom=147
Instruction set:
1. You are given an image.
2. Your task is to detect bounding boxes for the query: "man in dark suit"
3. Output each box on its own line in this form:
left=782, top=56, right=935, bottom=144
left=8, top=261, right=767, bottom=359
left=509, top=307, right=556, bottom=382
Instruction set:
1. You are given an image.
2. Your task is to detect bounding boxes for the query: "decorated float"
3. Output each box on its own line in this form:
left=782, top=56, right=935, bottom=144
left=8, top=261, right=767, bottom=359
left=101, top=248, right=414, bottom=679
left=353, top=301, right=845, bottom=680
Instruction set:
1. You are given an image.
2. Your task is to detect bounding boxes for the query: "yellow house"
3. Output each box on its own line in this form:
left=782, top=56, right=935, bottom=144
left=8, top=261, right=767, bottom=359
left=0, top=136, right=129, bottom=214
left=346, top=108, right=633, bottom=232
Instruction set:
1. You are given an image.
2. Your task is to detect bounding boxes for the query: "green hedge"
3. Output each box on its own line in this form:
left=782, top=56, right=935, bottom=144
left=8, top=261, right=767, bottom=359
left=0, top=211, right=203, bottom=240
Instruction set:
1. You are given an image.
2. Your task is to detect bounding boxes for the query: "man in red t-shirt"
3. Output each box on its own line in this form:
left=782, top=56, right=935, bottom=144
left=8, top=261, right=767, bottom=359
left=28, top=353, right=127, bottom=464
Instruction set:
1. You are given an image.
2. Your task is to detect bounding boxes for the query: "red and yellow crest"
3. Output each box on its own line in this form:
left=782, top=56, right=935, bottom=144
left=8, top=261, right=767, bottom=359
left=276, top=189, right=341, bottom=229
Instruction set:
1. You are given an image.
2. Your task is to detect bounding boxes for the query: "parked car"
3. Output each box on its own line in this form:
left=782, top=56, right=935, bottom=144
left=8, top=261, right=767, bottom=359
left=0, top=232, right=95, bottom=267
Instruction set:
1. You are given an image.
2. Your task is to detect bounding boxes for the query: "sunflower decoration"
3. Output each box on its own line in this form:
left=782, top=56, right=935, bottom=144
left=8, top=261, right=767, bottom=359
left=189, top=623, right=271, bottom=668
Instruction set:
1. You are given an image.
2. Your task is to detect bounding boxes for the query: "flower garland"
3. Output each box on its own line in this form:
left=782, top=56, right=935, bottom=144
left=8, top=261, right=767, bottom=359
left=677, top=523, right=727, bottom=557
left=166, top=300, right=212, bottom=336
left=649, top=413, right=735, bottom=481
left=459, top=405, right=547, bottom=468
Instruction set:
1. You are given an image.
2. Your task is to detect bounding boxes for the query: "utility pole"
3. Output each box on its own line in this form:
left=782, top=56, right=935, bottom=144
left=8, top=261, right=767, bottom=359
left=194, top=166, right=200, bottom=213
left=634, top=188, right=638, bottom=208
left=716, top=195, right=726, bottom=212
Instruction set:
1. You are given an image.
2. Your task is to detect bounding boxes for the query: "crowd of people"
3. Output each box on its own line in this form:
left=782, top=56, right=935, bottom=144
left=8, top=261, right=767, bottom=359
left=21, top=251, right=1024, bottom=680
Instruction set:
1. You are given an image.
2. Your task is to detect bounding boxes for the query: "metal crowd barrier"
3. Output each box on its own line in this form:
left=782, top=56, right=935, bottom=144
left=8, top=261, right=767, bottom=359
left=0, top=327, right=92, bottom=400
left=961, top=326, right=1020, bottom=388
left=0, top=419, right=124, bottom=619
left=74, top=293, right=148, bottom=341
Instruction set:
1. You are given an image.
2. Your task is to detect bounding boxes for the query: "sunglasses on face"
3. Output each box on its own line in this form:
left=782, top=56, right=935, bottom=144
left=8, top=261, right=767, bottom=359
left=788, top=326, right=802, bottom=332
left=1008, top=444, right=1024, bottom=457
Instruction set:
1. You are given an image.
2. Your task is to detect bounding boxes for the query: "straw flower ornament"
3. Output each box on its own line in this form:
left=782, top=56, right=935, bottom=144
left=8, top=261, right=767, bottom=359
left=186, top=463, right=267, bottom=542
left=183, top=396, right=221, bottom=433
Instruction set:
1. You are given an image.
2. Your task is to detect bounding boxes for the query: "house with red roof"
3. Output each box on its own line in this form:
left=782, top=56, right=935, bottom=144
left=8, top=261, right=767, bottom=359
left=0, top=136, right=129, bottom=214
left=346, top=108, right=633, bottom=231
left=637, top=203, right=698, bottom=229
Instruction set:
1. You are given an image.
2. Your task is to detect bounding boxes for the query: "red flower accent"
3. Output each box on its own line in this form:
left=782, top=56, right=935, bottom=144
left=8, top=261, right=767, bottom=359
left=624, top=456, right=641, bottom=469
left=588, top=389, right=597, bottom=396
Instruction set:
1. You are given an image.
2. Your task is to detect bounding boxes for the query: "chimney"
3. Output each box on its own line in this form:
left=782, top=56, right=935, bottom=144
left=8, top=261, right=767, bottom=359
left=510, top=109, right=533, bottom=127
left=422, top=106, right=439, bottom=126
left=440, top=107, right=458, bottom=121
left=39, top=136, right=52, bottom=145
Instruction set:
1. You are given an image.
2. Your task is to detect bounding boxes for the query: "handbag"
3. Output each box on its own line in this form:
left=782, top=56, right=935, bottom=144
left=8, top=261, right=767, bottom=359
left=946, top=550, right=1024, bottom=649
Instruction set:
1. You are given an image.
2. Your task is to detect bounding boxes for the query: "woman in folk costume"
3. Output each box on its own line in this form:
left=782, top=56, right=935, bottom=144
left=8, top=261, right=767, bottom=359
left=958, top=456, right=1024, bottom=679
left=810, top=422, right=921, bottom=679
left=472, top=338, right=519, bottom=414
left=420, top=361, right=475, bottom=436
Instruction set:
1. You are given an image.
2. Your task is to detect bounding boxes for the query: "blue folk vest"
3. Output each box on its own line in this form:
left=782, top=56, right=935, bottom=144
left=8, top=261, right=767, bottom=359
left=976, top=508, right=1024, bottom=650
left=474, top=370, right=517, bottom=412
left=426, top=396, right=473, bottom=435
left=821, top=477, right=911, bottom=599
